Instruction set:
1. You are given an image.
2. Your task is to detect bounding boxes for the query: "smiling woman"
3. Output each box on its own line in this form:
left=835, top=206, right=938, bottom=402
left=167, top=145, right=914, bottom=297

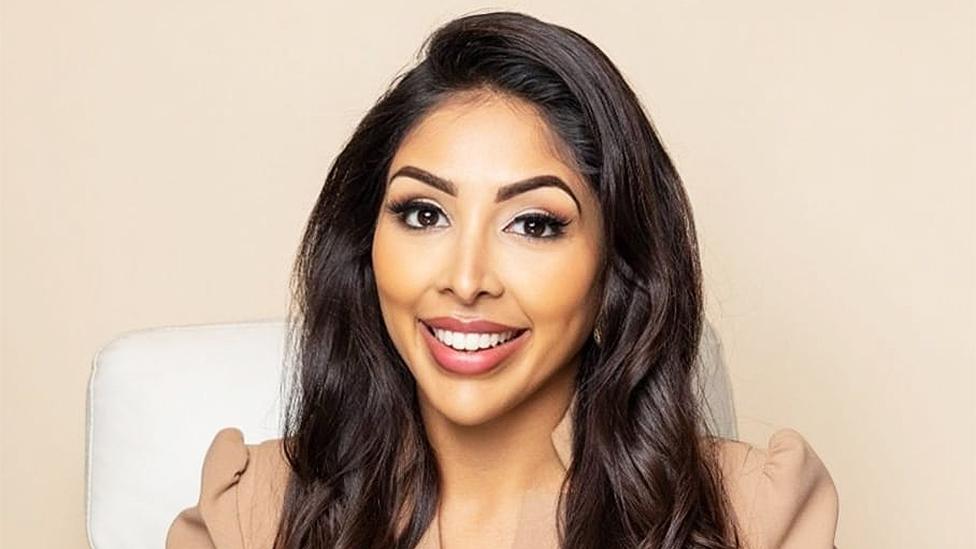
left=166, top=9, right=838, bottom=549
left=372, top=93, right=605, bottom=430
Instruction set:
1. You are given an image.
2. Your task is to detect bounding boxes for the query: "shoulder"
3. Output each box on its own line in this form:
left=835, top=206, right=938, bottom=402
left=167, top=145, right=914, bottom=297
left=165, top=428, right=290, bottom=549
left=714, top=428, right=839, bottom=549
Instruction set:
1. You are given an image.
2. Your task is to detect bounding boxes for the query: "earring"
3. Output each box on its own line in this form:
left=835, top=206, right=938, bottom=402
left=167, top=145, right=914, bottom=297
left=592, top=304, right=606, bottom=346
left=592, top=321, right=603, bottom=345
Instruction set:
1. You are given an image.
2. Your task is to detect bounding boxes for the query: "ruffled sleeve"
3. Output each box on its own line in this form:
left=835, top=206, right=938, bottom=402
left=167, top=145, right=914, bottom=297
left=165, top=428, right=250, bottom=549
left=166, top=427, right=290, bottom=549
left=720, top=428, right=840, bottom=549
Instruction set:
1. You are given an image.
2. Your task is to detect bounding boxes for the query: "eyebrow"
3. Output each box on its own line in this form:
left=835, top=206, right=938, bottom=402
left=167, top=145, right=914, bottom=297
left=387, top=165, right=581, bottom=214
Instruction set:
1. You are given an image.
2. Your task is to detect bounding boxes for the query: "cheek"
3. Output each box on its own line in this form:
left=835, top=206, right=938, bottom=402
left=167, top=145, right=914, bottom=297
left=371, top=224, right=428, bottom=349
left=507, top=241, right=602, bottom=332
left=373, top=223, right=427, bottom=305
left=372, top=225, right=414, bottom=326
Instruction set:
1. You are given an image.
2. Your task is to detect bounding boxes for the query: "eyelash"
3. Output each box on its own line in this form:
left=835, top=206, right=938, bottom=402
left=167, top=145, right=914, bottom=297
left=385, top=198, right=571, bottom=241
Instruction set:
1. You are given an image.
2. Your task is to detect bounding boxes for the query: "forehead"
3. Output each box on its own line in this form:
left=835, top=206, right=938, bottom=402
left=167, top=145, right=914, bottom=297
left=388, top=92, right=585, bottom=192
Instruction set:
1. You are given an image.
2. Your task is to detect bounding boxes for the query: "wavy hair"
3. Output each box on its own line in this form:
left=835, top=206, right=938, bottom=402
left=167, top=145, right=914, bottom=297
left=275, top=10, right=741, bottom=549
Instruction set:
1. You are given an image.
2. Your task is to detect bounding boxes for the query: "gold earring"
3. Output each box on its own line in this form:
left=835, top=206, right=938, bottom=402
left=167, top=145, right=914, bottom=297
left=593, top=305, right=605, bottom=345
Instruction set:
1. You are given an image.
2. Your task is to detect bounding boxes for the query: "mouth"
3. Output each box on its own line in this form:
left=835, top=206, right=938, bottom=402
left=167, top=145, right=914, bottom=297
left=418, top=319, right=530, bottom=376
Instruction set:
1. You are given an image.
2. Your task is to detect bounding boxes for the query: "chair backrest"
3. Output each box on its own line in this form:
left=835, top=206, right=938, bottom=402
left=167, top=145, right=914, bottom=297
left=85, top=317, right=737, bottom=549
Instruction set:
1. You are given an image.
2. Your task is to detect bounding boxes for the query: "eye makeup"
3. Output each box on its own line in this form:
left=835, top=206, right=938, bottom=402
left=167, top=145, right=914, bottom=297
left=384, top=196, right=572, bottom=241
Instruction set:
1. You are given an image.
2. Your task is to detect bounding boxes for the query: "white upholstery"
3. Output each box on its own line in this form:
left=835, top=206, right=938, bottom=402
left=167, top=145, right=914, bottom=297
left=696, top=318, right=739, bottom=439
left=84, top=317, right=736, bottom=549
left=85, top=319, right=291, bottom=549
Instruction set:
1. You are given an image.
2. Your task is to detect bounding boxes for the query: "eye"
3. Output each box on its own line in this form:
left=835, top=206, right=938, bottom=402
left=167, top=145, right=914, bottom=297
left=505, top=212, right=571, bottom=240
left=384, top=198, right=571, bottom=241
left=386, top=198, right=449, bottom=230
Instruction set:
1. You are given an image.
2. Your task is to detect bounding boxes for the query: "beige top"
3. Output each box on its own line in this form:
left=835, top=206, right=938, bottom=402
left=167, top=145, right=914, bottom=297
left=166, top=406, right=839, bottom=549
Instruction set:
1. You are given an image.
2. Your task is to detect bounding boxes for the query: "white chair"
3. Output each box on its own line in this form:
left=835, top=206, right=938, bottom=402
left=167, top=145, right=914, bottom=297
left=84, top=317, right=737, bottom=549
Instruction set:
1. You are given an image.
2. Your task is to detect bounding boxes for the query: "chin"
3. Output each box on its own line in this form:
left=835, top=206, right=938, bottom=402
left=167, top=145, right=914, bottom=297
left=439, top=406, right=498, bottom=427
left=418, top=382, right=512, bottom=427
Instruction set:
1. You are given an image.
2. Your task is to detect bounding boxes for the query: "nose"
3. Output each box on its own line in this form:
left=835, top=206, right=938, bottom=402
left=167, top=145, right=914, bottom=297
left=438, top=222, right=504, bottom=304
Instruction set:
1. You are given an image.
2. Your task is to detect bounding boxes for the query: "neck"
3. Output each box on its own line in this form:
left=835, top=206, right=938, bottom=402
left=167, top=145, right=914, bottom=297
left=421, top=359, right=577, bottom=512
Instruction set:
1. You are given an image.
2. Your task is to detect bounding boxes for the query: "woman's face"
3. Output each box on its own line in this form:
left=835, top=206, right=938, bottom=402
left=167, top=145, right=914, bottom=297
left=371, top=92, right=605, bottom=427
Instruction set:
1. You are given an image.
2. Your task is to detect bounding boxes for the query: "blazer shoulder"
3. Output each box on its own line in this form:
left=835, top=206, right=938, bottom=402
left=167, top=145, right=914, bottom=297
left=165, top=428, right=290, bottom=549
left=717, top=428, right=839, bottom=549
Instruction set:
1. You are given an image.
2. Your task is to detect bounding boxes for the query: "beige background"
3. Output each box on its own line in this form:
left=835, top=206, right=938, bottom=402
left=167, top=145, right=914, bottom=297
left=2, top=1, right=974, bottom=547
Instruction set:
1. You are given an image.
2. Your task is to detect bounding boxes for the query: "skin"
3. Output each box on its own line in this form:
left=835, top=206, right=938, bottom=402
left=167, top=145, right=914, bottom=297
left=371, top=90, right=605, bottom=548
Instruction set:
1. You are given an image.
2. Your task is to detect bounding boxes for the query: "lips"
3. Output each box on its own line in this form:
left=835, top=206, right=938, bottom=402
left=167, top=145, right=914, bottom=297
left=418, top=319, right=530, bottom=376
left=421, top=316, right=525, bottom=333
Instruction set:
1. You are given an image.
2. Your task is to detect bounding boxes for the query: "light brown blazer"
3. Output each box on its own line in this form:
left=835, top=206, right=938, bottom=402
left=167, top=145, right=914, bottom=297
left=166, top=405, right=839, bottom=549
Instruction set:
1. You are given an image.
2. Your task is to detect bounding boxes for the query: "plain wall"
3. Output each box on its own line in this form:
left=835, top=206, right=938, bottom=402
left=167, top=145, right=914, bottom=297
left=2, top=1, right=973, bottom=547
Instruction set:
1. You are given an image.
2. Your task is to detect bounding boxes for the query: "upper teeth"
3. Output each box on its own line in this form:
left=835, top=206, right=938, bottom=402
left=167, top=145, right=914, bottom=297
left=432, top=328, right=518, bottom=351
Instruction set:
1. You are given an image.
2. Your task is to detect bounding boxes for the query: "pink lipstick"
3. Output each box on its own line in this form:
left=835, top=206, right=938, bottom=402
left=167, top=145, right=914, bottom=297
left=418, top=318, right=530, bottom=376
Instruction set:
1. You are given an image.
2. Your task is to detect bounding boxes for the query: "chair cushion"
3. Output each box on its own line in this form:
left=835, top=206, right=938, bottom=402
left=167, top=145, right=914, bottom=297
left=86, top=319, right=290, bottom=549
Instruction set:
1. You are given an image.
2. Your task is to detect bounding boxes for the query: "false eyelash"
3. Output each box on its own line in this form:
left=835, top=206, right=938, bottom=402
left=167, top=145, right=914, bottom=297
left=384, top=197, right=571, bottom=240
left=385, top=196, right=431, bottom=217
left=513, top=212, right=572, bottom=240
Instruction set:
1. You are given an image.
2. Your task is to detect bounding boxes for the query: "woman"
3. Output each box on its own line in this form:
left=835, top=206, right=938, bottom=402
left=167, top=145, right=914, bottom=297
left=167, top=10, right=838, bottom=549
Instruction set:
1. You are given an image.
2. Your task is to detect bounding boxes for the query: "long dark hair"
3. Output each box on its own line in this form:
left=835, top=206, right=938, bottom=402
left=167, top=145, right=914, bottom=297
left=276, top=9, right=740, bottom=549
